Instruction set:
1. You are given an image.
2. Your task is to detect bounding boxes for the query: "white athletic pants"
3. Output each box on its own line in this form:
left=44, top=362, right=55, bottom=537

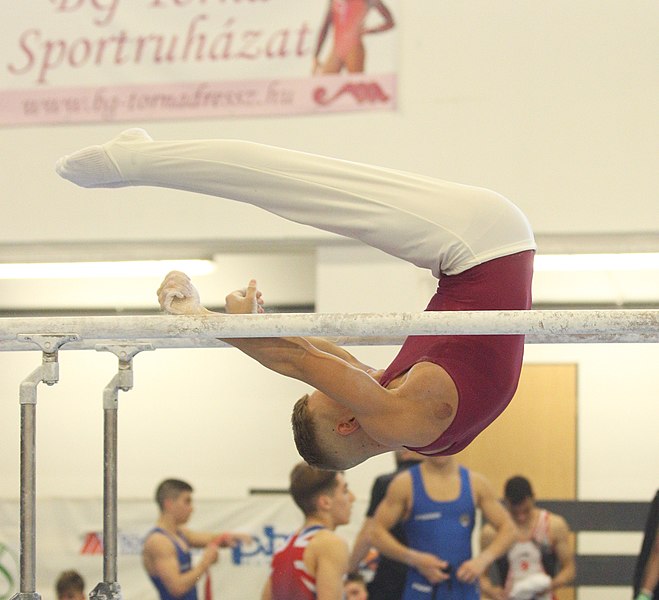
left=101, top=134, right=536, bottom=278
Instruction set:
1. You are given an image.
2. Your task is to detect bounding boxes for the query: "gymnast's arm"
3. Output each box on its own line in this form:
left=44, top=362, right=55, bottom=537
left=304, top=336, right=377, bottom=372
left=157, top=272, right=449, bottom=446
left=157, top=271, right=372, bottom=371
left=225, top=279, right=376, bottom=371
left=157, top=271, right=376, bottom=378
left=219, top=333, right=394, bottom=420
left=157, top=272, right=391, bottom=406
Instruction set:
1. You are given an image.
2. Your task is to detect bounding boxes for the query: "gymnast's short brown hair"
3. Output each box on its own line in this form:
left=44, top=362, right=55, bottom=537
left=291, top=393, right=328, bottom=468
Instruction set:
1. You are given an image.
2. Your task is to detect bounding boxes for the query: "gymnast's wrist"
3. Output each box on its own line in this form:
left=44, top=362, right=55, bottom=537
left=635, top=589, right=653, bottom=600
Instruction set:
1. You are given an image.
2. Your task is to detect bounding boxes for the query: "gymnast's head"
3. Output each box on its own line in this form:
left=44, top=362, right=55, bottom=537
left=292, top=389, right=379, bottom=470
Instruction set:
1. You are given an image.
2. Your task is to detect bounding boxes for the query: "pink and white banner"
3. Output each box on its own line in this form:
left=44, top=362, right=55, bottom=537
left=0, top=0, right=398, bottom=126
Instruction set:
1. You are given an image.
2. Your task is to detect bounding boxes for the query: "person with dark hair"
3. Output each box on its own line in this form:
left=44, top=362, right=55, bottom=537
left=368, top=455, right=516, bottom=596
left=56, top=130, right=535, bottom=472
left=344, top=571, right=369, bottom=599
left=55, top=570, right=86, bottom=600
left=143, top=478, right=251, bottom=600
left=261, top=462, right=355, bottom=599
left=480, top=475, right=575, bottom=599
left=634, top=490, right=659, bottom=600
left=348, top=450, right=421, bottom=599
left=504, top=476, right=534, bottom=506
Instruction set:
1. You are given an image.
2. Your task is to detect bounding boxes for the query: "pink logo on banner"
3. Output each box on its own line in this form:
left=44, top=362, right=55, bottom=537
left=80, top=532, right=103, bottom=555
left=313, top=81, right=390, bottom=106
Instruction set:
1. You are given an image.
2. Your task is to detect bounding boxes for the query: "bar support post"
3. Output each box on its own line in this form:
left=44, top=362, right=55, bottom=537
left=89, top=344, right=152, bottom=600
left=11, top=334, right=79, bottom=600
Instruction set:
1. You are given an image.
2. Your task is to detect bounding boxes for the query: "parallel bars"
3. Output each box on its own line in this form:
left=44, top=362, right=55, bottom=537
left=4, top=308, right=658, bottom=599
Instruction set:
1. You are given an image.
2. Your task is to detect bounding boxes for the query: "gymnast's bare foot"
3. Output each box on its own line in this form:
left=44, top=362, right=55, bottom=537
left=55, top=128, right=152, bottom=188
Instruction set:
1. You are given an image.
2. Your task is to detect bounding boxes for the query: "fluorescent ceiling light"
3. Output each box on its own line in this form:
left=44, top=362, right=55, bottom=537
left=0, top=260, right=216, bottom=279
left=534, top=253, right=659, bottom=272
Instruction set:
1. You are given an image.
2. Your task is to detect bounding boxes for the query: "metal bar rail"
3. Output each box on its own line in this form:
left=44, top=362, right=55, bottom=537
left=0, top=309, right=657, bottom=349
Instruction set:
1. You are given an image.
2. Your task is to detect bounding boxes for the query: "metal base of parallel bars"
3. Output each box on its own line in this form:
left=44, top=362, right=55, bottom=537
left=10, top=594, right=41, bottom=600
left=89, top=582, right=123, bottom=600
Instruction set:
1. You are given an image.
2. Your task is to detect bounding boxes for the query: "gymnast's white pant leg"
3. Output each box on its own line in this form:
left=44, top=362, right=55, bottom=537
left=56, top=129, right=535, bottom=277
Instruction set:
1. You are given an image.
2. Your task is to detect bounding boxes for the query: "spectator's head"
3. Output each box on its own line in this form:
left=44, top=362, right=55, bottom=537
left=155, top=478, right=194, bottom=524
left=344, top=571, right=368, bottom=599
left=55, top=570, right=85, bottom=600
left=289, top=462, right=354, bottom=527
left=504, top=475, right=536, bottom=527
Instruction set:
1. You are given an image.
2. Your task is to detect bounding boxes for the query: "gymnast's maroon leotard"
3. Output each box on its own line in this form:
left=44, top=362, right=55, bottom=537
left=379, top=250, right=534, bottom=456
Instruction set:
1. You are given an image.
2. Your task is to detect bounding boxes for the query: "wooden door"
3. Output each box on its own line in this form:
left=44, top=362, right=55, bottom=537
left=458, top=364, right=577, bottom=600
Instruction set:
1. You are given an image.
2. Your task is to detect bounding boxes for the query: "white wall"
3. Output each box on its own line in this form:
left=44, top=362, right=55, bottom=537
left=1, top=1, right=657, bottom=249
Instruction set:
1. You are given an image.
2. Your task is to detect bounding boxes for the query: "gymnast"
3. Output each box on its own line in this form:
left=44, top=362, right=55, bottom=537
left=56, top=129, right=536, bottom=470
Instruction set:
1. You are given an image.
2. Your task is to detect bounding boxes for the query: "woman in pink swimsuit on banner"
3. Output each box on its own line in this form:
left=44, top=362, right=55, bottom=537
left=313, top=0, right=395, bottom=74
